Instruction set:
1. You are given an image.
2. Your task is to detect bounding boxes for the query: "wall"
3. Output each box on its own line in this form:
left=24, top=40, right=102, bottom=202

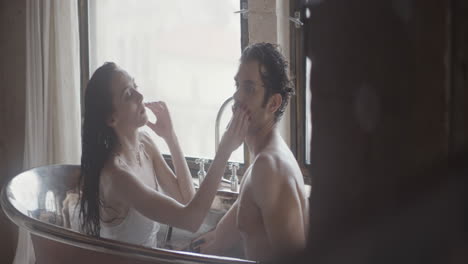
left=0, top=0, right=26, bottom=263
left=247, top=0, right=292, bottom=146
left=304, top=0, right=458, bottom=262
left=452, top=0, right=468, bottom=152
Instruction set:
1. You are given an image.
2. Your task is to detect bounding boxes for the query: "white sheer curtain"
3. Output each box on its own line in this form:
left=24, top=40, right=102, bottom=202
left=14, top=0, right=81, bottom=263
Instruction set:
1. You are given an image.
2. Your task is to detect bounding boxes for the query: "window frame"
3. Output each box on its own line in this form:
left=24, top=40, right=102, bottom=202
left=78, top=0, right=249, bottom=176
left=289, top=0, right=312, bottom=184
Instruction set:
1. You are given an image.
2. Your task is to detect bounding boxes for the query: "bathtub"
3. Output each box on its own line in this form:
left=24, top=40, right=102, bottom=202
left=1, top=164, right=256, bottom=264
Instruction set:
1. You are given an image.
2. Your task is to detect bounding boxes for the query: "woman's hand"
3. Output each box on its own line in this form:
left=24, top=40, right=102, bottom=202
left=145, top=101, right=175, bottom=140
left=218, top=106, right=250, bottom=154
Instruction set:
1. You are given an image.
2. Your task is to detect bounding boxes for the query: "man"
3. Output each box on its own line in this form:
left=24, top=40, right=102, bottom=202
left=193, top=43, right=309, bottom=261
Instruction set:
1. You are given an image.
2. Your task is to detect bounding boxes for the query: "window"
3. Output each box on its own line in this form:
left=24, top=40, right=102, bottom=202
left=80, top=0, right=247, bottom=168
left=290, top=0, right=312, bottom=183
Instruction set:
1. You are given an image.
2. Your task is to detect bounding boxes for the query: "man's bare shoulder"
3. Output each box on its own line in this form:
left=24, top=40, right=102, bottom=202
left=249, top=153, right=275, bottom=178
left=254, top=145, right=300, bottom=176
left=249, top=152, right=288, bottom=191
left=247, top=152, right=300, bottom=211
left=248, top=141, right=303, bottom=194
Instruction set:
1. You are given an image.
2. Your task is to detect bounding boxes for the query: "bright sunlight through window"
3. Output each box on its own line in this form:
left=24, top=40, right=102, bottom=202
left=89, top=0, right=243, bottom=162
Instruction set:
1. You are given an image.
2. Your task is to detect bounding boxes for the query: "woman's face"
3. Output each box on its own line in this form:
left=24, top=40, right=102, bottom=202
left=108, top=69, right=148, bottom=130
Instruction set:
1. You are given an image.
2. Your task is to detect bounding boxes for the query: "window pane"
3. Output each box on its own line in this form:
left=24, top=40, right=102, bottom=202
left=305, top=57, right=312, bottom=164
left=89, top=0, right=243, bottom=162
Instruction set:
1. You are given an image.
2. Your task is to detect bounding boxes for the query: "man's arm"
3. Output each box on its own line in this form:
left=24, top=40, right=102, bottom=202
left=194, top=201, right=242, bottom=255
left=251, top=155, right=307, bottom=256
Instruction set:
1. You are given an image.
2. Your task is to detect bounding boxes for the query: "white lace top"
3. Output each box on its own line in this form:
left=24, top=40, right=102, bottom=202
left=100, top=207, right=161, bottom=248
left=100, top=141, right=161, bottom=248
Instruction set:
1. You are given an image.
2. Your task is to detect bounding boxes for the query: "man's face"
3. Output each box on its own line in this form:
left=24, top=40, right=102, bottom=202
left=233, top=60, right=272, bottom=132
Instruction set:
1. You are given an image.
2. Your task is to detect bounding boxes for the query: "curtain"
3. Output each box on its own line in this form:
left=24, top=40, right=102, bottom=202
left=14, top=0, right=81, bottom=263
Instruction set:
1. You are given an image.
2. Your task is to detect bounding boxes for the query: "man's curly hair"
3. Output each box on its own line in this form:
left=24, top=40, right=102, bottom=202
left=240, top=42, right=295, bottom=122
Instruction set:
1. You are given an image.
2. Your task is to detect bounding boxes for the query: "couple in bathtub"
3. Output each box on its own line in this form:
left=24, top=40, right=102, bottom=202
left=78, top=43, right=309, bottom=261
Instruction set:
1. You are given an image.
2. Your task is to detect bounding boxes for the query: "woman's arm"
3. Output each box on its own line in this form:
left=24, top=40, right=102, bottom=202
left=140, top=131, right=192, bottom=204
left=110, top=148, right=228, bottom=232
left=164, top=132, right=195, bottom=202
left=144, top=101, right=195, bottom=203
left=114, top=106, right=249, bottom=232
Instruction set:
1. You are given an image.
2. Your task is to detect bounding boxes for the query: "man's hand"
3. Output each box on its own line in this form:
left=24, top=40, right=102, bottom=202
left=190, top=202, right=241, bottom=255
left=145, top=101, right=175, bottom=140
left=191, top=230, right=218, bottom=254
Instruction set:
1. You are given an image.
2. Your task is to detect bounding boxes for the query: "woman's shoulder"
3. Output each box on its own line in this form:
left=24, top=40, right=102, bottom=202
left=139, top=130, right=153, bottom=143
left=101, top=158, right=141, bottom=196
left=138, top=130, right=159, bottom=156
left=100, top=161, right=131, bottom=220
left=102, top=156, right=132, bottom=179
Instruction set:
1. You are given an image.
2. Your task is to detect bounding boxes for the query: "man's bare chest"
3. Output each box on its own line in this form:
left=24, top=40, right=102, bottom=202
left=236, top=178, right=264, bottom=236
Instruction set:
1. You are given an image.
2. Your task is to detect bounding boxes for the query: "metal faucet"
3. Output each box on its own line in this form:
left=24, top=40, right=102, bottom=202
left=195, top=158, right=207, bottom=184
left=229, top=162, right=240, bottom=192
left=215, top=96, right=234, bottom=152
left=214, top=97, right=237, bottom=186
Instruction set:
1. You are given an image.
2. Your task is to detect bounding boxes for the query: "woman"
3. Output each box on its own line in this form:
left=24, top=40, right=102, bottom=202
left=79, top=62, right=249, bottom=248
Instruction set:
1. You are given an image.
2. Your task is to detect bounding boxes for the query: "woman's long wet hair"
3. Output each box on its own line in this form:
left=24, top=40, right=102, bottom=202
left=79, top=62, right=119, bottom=236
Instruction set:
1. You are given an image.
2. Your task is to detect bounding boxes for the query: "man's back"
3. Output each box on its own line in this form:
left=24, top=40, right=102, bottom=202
left=236, top=133, right=309, bottom=260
